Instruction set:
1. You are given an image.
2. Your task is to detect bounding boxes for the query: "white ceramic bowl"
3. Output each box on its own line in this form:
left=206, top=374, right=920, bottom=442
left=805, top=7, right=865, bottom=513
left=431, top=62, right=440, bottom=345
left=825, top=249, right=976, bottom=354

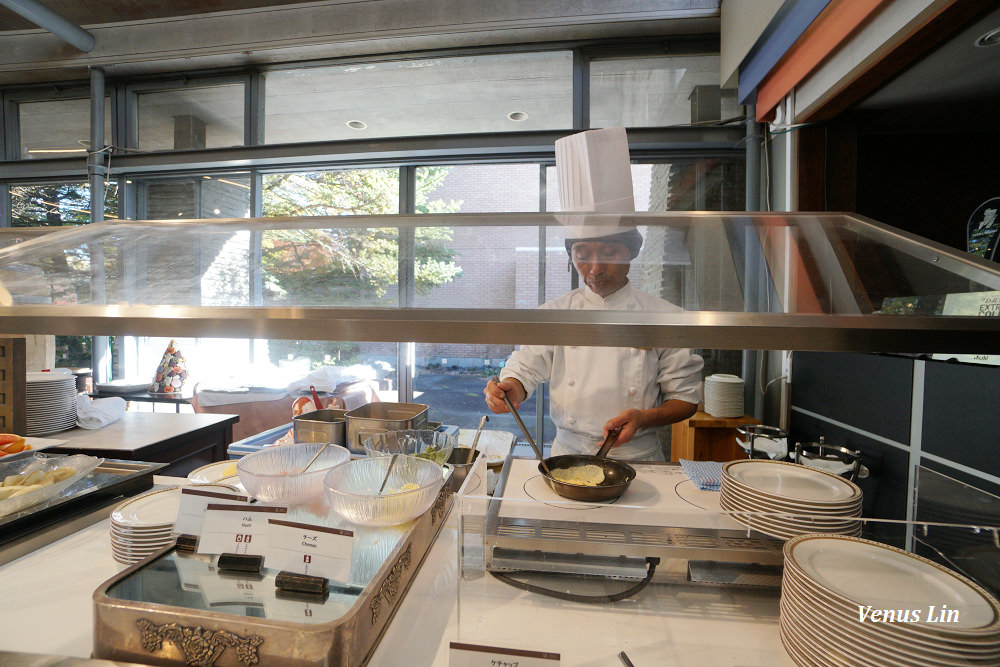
left=236, top=443, right=350, bottom=504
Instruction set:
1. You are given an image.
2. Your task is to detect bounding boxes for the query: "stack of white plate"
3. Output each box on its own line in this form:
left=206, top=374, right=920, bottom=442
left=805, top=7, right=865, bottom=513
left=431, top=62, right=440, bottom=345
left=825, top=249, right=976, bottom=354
left=720, top=460, right=862, bottom=540
left=110, top=483, right=239, bottom=564
left=780, top=534, right=1000, bottom=666
left=25, top=372, right=77, bottom=436
left=110, top=487, right=183, bottom=565
left=703, top=374, right=744, bottom=418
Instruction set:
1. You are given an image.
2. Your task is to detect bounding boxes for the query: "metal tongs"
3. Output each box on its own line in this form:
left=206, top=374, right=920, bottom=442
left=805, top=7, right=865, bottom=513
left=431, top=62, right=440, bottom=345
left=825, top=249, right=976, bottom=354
left=491, top=376, right=550, bottom=475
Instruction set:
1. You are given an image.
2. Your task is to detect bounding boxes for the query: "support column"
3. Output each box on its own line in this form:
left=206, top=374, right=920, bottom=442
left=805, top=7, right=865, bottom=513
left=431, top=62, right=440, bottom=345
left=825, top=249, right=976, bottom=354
left=89, top=67, right=111, bottom=382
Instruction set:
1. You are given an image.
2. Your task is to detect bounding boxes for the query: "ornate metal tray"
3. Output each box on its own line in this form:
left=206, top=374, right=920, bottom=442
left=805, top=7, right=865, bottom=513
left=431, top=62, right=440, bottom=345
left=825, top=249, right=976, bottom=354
left=92, top=483, right=453, bottom=666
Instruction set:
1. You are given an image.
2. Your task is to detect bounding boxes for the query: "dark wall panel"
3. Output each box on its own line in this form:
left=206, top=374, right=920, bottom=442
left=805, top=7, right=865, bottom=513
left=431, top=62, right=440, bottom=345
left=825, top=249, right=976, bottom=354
left=791, top=352, right=912, bottom=445
left=922, top=360, right=1000, bottom=478
left=790, top=411, right=909, bottom=548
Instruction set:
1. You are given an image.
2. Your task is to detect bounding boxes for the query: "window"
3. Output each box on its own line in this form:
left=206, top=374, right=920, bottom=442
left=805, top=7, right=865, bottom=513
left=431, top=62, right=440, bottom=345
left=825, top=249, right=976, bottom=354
left=590, top=55, right=740, bottom=127
left=136, top=84, right=245, bottom=151
left=411, top=163, right=553, bottom=433
left=260, top=168, right=402, bottom=390
left=263, top=51, right=573, bottom=143
left=10, top=181, right=118, bottom=226
left=136, top=174, right=251, bottom=220
left=16, top=96, right=112, bottom=159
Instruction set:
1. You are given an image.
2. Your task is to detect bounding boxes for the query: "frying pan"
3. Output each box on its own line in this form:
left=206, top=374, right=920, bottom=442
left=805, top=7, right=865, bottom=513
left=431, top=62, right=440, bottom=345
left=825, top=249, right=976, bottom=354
left=491, top=377, right=636, bottom=502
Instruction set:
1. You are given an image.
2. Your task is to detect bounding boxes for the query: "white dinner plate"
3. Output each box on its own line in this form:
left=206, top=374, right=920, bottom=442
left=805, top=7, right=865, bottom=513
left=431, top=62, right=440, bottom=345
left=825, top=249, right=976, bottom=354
left=111, top=483, right=236, bottom=528
left=187, top=460, right=240, bottom=484
left=787, top=535, right=999, bottom=631
left=721, top=482, right=861, bottom=517
left=781, top=573, right=1000, bottom=661
left=724, top=460, right=860, bottom=502
left=720, top=494, right=861, bottom=541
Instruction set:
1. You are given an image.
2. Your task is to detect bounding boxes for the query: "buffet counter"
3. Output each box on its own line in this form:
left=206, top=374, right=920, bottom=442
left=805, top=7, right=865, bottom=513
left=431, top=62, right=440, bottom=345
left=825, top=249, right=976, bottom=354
left=0, top=474, right=793, bottom=666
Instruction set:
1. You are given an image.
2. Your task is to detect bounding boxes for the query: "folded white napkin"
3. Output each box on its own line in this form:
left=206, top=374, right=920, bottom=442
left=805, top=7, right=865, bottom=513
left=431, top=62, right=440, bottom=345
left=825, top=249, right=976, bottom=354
left=75, top=394, right=127, bottom=429
left=798, top=456, right=870, bottom=479
left=737, top=436, right=788, bottom=460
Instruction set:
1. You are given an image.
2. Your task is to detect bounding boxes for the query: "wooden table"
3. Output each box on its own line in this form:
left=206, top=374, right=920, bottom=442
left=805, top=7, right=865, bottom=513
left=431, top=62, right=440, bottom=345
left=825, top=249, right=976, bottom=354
left=670, top=411, right=760, bottom=462
left=88, top=388, right=194, bottom=413
left=49, top=412, right=239, bottom=477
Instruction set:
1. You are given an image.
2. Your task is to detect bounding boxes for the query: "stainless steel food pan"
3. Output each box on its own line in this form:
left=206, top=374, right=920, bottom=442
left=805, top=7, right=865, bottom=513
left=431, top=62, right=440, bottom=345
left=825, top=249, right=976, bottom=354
left=293, top=408, right=347, bottom=445
left=345, top=402, right=429, bottom=453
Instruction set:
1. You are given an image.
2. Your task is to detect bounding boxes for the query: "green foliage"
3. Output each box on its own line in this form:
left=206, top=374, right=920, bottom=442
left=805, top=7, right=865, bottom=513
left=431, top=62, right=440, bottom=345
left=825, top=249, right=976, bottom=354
left=10, top=181, right=119, bottom=226
left=260, top=168, right=463, bottom=303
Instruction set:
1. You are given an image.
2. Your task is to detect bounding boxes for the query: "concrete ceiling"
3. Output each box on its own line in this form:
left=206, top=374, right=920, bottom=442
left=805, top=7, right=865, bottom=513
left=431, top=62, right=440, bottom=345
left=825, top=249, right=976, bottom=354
left=0, top=0, right=722, bottom=85
left=0, top=1, right=308, bottom=30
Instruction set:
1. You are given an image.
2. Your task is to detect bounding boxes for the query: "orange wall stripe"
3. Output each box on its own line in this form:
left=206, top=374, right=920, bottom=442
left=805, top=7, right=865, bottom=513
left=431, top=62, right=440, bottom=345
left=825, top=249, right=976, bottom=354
left=756, top=0, right=889, bottom=121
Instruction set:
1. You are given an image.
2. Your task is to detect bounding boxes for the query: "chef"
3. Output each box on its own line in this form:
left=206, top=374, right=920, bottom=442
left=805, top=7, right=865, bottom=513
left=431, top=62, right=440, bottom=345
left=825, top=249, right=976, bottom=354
left=483, top=224, right=704, bottom=461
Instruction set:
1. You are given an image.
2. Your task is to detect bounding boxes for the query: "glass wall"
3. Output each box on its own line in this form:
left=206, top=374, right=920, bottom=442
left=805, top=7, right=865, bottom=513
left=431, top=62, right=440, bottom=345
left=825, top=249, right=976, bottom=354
left=259, top=168, right=403, bottom=392
left=0, top=44, right=747, bottom=416
left=136, top=84, right=245, bottom=151
left=590, top=55, right=741, bottom=127
left=16, top=96, right=112, bottom=159
left=263, top=51, right=574, bottom=143
left=10, top=181, right=118, bottom=226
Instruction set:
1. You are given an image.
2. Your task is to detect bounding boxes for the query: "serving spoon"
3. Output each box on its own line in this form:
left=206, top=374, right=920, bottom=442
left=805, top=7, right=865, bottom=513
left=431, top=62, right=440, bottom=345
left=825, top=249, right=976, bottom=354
left=491, top=376, right=550, bottom=475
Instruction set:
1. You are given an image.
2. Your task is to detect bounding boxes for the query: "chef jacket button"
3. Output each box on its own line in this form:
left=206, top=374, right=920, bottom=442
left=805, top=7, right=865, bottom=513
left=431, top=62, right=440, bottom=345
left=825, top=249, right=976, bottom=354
left=569, top=418, right=576, bottom=426
left=628, top=387, right=637, bottom=396
left=567, top=379, right=576, bottom=387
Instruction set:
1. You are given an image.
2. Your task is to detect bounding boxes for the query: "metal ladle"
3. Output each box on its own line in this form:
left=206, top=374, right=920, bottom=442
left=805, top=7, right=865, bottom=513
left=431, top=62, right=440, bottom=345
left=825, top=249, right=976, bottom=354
left=491, top=376, right=550, bottom=475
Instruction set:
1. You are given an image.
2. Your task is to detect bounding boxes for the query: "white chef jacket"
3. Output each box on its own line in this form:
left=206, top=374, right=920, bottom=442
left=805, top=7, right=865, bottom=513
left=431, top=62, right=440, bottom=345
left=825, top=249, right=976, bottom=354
left=500, top=283, right=704, bottom=461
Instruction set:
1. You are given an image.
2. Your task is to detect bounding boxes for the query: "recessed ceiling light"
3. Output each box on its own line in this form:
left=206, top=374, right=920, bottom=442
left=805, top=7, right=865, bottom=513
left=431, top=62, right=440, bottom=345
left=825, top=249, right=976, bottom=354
left=507, top=111, right=528, bottom=122
left=975, top=27, right=1000, bottom=47
left=26, top=147, right=88, bottom=154
left=347, top=120, right=367, bottom=130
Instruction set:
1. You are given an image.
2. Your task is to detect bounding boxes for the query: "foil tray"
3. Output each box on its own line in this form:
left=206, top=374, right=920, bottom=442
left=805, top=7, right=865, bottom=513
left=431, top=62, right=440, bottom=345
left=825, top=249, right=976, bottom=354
left=93, top=482, right=454, bottom=667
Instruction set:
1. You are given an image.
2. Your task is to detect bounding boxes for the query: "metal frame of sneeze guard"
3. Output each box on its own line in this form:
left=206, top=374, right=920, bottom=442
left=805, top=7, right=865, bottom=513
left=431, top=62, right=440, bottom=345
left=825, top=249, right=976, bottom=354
left=92, top=481, right=455, bottom=667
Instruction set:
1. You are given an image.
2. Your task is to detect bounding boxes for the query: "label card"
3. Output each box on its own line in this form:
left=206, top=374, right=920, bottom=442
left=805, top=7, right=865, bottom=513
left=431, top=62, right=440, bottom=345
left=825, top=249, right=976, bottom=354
left=449, top=642, right=560, bottom=667
left=175, top=487, right=249, bottom=536
left=197, top=504, right=287, bottom=555
left=265, top=518, right=354, bottom=581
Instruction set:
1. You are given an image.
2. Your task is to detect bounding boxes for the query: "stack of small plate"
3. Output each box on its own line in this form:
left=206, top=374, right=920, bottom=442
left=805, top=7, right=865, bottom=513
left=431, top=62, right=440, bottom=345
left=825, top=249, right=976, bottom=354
left=110, top=484, right=242, bottom=564
left=720, top=459, right=862, bottom=540
left=26, top=372, right=77, bottom=436
left=780, top=534, right=1000, bottom=666
left=109, top=487, right=184, bottom=564
left=703, top=374, right=744, bottom=418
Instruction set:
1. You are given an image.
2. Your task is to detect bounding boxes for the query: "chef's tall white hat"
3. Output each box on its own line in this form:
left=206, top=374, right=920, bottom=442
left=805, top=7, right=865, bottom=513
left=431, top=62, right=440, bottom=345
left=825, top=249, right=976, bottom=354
left=555, top=127, right=640, bottom=252
left=555, top=127, right=635, bottom=214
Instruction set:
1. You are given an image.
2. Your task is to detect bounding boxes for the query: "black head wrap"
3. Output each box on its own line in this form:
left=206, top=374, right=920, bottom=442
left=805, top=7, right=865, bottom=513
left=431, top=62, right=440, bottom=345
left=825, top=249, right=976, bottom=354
left=564, top=227, right=643, bottom=259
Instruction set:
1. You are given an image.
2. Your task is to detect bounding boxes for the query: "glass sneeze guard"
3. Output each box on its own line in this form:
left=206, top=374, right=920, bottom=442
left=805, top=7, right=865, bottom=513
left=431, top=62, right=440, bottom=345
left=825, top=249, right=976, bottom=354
left=1, top=211, right=998, bottom=353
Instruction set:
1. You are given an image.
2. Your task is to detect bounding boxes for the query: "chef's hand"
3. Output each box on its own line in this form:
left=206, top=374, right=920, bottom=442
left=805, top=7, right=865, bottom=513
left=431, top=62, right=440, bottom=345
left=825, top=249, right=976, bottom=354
left=484, top=377, right=526, bottom=414
left=604, top=409, right=644, bottom=446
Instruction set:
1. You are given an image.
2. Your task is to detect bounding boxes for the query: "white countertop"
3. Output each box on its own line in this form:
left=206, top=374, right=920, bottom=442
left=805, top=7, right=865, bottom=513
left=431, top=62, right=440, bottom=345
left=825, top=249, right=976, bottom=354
left=52, top=412, right=237, bottom=452
left=0, top=476, right=793, bottom=666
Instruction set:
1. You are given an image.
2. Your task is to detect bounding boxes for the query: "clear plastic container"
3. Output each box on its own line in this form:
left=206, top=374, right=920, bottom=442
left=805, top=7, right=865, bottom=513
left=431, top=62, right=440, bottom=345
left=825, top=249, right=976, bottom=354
left=323, top=456, right=444, bottom=526
left=236, top=442, right=350, bottom=504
